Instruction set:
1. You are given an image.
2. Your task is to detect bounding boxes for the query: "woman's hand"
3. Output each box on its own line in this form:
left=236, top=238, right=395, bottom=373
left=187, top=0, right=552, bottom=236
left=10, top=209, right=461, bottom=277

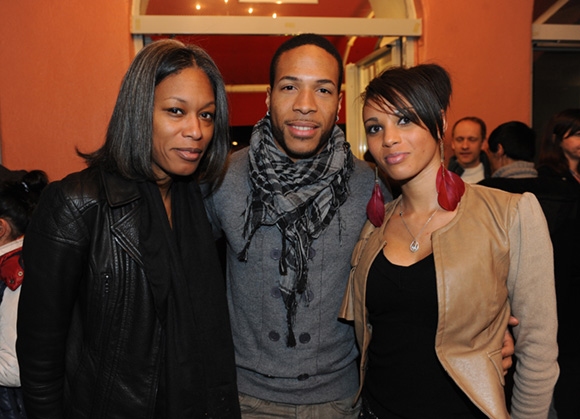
left=501, top=315, right=519, bottom=374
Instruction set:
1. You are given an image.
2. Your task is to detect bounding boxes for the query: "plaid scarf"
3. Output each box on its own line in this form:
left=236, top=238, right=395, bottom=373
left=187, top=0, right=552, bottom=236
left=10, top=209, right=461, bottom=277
left=238, top=115, right=353, bottom=347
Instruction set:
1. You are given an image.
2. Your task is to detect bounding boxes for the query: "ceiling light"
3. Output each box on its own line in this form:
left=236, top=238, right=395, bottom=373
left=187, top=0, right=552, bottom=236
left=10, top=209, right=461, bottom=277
left=249, top=7, right=253, bottom=13
left=196, top=4, right=201, bottom=10
left=239, top=0, right=318, bottom=3
left=273, top=13, right=277, bottom=18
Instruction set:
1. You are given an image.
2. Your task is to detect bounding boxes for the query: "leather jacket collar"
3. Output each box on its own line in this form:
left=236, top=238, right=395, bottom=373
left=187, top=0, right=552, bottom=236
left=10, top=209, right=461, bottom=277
left=100, top=169, right=141, bottom=208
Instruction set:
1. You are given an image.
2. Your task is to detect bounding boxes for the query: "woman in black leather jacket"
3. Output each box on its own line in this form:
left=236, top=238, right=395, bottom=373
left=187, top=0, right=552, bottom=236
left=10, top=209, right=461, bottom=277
left=16, top=39, right=240, bottom=419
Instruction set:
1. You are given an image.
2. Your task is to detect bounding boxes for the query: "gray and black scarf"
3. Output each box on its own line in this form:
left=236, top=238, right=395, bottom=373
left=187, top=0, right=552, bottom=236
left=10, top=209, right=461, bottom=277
left=238, top=115, right=354, bottom=347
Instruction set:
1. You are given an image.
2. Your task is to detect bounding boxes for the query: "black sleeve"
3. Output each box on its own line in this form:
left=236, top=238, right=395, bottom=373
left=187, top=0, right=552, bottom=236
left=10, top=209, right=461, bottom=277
left=17, top=182, right=90, bottom=419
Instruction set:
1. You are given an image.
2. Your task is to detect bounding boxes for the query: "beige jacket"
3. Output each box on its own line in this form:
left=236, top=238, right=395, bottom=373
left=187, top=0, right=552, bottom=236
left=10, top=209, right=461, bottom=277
left=340, top=184, right=559, bottom=419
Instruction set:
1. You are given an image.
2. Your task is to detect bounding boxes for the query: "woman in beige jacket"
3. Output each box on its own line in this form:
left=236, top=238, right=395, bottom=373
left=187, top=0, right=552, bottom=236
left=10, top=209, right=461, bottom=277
left=340, top=64, right=558, bottom=419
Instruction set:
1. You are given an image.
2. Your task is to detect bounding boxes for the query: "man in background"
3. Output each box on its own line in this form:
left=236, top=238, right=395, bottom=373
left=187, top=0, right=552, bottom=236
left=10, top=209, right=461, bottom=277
left=448, top=116, right=491, bottom=183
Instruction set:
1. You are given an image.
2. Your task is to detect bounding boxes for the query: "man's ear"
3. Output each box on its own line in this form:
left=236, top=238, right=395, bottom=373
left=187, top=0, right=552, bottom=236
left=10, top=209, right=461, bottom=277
left=265, top=86, right=271, bottom=112
left=337, top=91, right=343, bottom=117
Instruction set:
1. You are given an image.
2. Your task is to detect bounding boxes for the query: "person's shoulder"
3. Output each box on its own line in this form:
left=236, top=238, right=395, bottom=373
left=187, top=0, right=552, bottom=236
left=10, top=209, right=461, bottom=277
left=351, top=156, right=375, bottom=181
left=49, top=166, right=97, bottom=193
left=228, top=147, right=250, bottom=170
left=44, top=167, right=110, bottom=211
left=466, top=183, right=522, bottom=208
left=208, top=148, right=250, bottom=201
left=348, top=157, right=375, bottom=192
left=468, top=182, right=516, bottom=196
left=217, top=148, right=249, bottom=186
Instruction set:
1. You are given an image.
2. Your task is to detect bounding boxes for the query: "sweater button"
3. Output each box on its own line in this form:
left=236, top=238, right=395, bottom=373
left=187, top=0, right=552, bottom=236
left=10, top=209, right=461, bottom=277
left=299, top=333, right=311, bottom=344
left=270, top=248, right=281, bottom=260
left=270, top=287, right=281, bottom=298
left=268, top=331, right=280, bottom=342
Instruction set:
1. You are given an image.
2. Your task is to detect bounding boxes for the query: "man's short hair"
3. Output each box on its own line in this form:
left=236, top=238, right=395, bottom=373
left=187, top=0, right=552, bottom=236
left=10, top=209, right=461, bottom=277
left=452, top=116, right=487, bottom=140
left=269, top=34, right=343, bottom=90
left=488, top=121, right=535, bottom=162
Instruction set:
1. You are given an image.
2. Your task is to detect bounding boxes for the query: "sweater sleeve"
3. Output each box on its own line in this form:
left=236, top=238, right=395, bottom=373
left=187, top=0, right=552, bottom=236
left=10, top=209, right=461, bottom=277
left=507, top=192, right=559, bottom=419
left=16, top=183, right=89, bottom=419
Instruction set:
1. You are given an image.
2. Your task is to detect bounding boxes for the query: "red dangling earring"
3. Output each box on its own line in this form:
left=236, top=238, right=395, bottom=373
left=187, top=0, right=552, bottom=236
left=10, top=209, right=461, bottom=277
left=436, top=138, right=465, bottom=211
left=367, top=166, right=385, bottom=227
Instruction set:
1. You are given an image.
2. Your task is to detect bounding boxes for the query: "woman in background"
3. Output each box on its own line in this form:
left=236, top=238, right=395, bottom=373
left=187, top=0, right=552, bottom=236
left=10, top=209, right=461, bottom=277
left=0, top=170, right=47, bottom=419
left=538, top=108, right=580, bottom=186
left=340, top=64, right=558, bottom=418
left=538, top=108, right=580, bottom=418
left=17, top=39, right=240, bottom=418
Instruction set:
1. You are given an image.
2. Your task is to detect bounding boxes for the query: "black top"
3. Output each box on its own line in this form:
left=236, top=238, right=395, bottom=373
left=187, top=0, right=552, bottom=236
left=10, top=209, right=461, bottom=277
left=364, top=251, right=486, bottom=418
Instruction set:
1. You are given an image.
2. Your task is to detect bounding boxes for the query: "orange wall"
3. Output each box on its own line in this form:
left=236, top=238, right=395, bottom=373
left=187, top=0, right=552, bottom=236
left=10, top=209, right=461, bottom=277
left=0, top=0, right=133, bottom=181
left=415, top=0, right=533, bottom=159
left=0, top=0, right=533, bottom=180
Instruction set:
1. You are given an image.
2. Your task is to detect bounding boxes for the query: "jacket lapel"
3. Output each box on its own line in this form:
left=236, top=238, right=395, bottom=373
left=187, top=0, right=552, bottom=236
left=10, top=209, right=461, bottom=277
left=101, top=170, right=144, bottom=267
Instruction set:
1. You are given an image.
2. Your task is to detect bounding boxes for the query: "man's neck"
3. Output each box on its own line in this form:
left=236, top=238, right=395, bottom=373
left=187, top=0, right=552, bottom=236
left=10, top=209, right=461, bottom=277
left=461, top=162, right=485, bottom=184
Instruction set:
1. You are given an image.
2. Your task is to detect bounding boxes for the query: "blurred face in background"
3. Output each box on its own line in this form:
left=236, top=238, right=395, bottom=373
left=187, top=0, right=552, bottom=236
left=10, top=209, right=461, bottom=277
left=451, top=120, right=485, bottom=168
left=560, top=129, right=580, bottom=167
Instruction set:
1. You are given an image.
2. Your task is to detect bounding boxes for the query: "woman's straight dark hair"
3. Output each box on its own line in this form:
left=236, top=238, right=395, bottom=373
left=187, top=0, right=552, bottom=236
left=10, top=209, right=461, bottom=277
left=79, top=39, right=230, bottom=184
left=363, top=64, right=452, bottom=141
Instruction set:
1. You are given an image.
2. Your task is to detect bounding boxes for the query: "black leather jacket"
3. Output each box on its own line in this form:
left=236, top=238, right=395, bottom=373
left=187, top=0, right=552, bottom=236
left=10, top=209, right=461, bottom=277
left=17, top=167, right=238, bottom=418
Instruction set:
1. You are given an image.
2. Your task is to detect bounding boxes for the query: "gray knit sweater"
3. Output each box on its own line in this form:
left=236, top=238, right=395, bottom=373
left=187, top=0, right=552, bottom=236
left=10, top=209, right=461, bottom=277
left=204, top=147, right=390, bottom=404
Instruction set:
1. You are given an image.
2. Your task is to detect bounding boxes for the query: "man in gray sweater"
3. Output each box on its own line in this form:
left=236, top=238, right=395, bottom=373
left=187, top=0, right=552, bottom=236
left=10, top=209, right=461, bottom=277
left=204, top=34, right=388, bottom=418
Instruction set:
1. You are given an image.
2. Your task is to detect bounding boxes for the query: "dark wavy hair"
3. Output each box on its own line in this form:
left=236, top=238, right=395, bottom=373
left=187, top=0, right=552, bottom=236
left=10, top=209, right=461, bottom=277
left=488, top=121, right=535, bottom=162
left=269, top=34, right=343, bottom=90
left=80, top=39, right=229, bottom=184
left=362, top=64, right=452, bottom=142
left=0, top=170, right=48, bottom=238
left=538, top=109, right=580, bottom=176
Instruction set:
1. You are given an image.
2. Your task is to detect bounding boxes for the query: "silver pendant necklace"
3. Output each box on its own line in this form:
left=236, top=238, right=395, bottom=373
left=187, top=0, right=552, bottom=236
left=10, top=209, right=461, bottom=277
left=399, top=201, right=439, bottom=253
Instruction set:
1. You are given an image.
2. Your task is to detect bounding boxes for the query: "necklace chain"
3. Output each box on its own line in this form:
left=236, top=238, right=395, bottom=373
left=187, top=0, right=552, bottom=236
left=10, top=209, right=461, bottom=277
left=399, top=201, right=439, bottom=253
